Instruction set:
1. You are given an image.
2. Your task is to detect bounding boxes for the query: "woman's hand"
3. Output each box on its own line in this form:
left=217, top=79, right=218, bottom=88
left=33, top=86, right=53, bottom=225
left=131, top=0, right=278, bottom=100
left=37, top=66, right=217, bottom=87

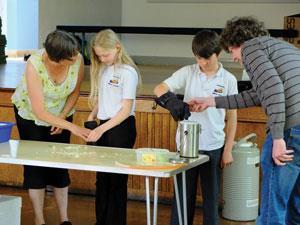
left=50, top=114, right=66, bottom=135
left=69, top=124, right=91, bottom=141
left=50, top=126, right=63, bottom=135
left=221, top=149, right=234, bottom=168
left=87, top=125, right=105, bottom=142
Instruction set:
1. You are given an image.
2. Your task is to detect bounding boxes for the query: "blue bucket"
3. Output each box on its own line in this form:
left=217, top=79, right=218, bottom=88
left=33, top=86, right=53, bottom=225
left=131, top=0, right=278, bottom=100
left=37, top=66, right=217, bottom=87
left=0, top=122, right=15, bottom=143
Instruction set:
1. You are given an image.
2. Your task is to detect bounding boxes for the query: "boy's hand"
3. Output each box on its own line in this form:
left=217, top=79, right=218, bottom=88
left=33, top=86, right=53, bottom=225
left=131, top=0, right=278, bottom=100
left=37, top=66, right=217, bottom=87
left=221, top=150, right=233, bottom=168
left=155, top=91, right=191, bottom=121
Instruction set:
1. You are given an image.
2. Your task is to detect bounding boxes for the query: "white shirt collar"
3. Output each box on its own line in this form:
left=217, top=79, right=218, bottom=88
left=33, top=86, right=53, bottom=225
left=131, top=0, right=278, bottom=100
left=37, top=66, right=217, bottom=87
left=197, top=63, right=223, bottom=78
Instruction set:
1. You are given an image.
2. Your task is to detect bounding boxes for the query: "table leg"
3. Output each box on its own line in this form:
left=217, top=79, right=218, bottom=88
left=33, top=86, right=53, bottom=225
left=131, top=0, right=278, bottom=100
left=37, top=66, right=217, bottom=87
left=153, top=177, right=159, bottom=225
left=173, top=175, right=183, bottom=225
left=182, top=171, right=187, bottom=225
left=146, top=176, right=151, bottom=225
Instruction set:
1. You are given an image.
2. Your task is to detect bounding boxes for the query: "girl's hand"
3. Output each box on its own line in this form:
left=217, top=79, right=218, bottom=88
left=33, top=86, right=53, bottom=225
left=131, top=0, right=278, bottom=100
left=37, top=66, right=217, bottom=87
left=87, top=112, right=95, bottom=121
left=221, top=150, right=233, bottom=168
left=87, top=126, right=105, bottom=142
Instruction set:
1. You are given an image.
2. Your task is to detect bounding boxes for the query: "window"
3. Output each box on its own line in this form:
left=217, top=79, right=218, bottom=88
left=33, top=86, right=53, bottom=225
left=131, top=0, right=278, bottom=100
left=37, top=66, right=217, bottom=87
left=2, top=0, right=38, bottom=50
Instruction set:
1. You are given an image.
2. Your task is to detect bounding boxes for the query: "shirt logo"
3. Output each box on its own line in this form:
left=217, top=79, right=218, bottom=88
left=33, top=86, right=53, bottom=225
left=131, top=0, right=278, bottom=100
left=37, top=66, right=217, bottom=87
left=108, top=74, right=121, bottom=87
left=109, top=79, right=119, bottom=85
left=212, top=84, right=225, bottom=96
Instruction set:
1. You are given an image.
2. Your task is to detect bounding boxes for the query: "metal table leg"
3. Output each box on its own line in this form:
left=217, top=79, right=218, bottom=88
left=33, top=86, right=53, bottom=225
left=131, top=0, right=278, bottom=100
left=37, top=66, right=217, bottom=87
left=173, top=175, right=183, bottom=225
left=146, top=176, right=151, bottom=225
left=174, top=171, right=187, bottom=225
left=153, top=177, right=159, bottom=225
left=182, top=171, right=187, bottom=225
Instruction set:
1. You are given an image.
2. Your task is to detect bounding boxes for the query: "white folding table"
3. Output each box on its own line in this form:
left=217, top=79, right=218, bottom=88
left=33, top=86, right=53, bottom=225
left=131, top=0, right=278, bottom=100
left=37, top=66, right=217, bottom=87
left=0, top=140, right=209, bottom=225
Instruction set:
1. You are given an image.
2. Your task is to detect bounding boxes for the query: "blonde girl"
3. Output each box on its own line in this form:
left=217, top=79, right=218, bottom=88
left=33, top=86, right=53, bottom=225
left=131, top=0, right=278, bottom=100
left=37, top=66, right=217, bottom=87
left=86, top=29, right=141, bottom=225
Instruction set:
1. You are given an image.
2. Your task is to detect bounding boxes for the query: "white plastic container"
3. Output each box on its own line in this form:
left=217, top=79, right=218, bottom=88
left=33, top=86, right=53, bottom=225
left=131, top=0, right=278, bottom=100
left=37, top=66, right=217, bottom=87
left=136, top=148, right=170, bottom=164
left=222, top=133, right=260, bottom=221
left=0, top=195, right=22, bottom=225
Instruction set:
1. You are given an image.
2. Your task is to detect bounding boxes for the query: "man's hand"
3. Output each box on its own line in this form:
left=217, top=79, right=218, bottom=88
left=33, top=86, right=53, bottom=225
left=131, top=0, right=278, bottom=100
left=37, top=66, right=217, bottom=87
left=272, top=139, right=294, bottom=166
left=188, top=97, right=216, bottom=112
left=155, top=91, right=191, bottom=121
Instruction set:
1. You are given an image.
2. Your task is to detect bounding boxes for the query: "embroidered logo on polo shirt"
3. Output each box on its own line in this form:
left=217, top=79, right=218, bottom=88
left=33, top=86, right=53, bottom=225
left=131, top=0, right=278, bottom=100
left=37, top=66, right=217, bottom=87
left=212, top=84, right=225, bottom=96
left=108, top=74, right=121, bottom=87
left=109, top=79, right=119, bottom=84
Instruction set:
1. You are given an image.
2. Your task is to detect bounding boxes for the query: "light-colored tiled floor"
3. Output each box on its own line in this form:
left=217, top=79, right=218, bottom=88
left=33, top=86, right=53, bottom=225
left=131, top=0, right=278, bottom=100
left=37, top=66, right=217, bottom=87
left=1, top=186, right=255, bottom=225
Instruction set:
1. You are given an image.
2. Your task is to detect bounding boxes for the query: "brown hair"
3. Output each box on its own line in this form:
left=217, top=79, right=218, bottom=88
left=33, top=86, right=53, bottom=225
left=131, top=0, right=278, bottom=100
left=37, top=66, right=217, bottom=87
left=44, top=30, right=79, bottom=62
left=220, top=16, right=269, bottom=52
left=192, top=29, right=222, bottom=59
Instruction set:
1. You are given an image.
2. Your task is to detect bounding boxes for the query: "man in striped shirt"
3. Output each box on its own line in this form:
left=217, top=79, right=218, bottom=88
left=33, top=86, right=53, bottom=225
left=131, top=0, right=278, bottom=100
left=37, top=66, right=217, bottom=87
left=188, top=16, right=300, bottom=225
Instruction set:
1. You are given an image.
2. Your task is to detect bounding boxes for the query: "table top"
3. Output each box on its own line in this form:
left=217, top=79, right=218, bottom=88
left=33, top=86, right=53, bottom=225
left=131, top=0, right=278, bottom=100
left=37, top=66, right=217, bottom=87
left=0, top=140, right=209, bottom=177
left=0, top=60, right=25, bottom=91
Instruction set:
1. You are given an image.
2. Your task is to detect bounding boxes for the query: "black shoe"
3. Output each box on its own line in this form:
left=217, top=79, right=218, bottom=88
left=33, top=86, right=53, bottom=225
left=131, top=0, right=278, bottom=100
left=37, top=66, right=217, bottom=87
left=60, top=222, right=72, bottom=225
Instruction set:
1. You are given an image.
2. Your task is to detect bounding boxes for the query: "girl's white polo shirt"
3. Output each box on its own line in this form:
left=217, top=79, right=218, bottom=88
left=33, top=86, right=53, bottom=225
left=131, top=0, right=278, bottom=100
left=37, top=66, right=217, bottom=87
left=164, top=63, right=238, bottom=151
left=97, top=64, right=138, bottom=120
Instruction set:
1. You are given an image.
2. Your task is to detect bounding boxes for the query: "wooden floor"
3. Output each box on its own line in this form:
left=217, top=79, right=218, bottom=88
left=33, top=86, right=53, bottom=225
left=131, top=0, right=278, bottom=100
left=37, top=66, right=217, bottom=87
left=0, top=186, right=255, bottom=225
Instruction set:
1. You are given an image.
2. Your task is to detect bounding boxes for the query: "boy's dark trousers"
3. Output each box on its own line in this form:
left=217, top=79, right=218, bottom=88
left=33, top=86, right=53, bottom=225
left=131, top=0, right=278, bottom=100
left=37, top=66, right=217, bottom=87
left=86, top=117, right=136, bottom=225
left=170, top=148, right=223, bottom=225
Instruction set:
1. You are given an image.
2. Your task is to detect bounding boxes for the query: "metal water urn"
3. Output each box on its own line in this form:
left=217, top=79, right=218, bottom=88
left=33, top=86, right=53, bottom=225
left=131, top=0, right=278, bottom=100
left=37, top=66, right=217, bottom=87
left=222, top=133, right=260, bottom=221
left=179, top=120, right=201, bottom=158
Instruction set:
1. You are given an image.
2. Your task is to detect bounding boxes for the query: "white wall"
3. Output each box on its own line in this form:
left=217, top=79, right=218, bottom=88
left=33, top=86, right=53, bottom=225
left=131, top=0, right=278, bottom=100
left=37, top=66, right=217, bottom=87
left=121, top=0, right=300, bottom=61
left=38, top=0, right=122, bottom=47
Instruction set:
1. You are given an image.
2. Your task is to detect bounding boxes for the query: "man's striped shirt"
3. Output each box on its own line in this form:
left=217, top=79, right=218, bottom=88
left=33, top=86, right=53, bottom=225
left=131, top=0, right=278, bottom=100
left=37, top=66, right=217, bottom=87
left=215, top=36, right=300, bottom=139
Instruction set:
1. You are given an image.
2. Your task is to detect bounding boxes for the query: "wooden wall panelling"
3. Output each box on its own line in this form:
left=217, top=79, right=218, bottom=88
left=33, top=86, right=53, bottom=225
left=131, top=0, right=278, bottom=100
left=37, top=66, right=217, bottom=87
left=69, top=170, right=96, bottom=194
left=0, top=90, right=268, bottom=202
left=67, top=95, right=97, bottom=193
left=160, top=113, right=169, bottom=196
left=0, top=92, right=23, bottom=186
left=67, top=105, right=95, bottom=194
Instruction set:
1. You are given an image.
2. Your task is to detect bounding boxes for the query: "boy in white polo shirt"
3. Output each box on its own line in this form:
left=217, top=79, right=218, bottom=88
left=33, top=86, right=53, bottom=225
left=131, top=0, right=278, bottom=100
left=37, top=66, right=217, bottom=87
left=154, top=30, right=238, bottom=225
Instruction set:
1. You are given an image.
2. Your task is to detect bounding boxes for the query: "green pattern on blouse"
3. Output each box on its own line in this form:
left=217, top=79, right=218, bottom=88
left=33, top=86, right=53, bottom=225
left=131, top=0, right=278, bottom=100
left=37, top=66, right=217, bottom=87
left=11, top=49, right=81, bottom=126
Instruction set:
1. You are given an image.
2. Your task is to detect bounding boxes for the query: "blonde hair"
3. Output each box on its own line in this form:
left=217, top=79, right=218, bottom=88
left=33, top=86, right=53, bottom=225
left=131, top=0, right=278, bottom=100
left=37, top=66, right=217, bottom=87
left=88, top=29, right=142, bottom=109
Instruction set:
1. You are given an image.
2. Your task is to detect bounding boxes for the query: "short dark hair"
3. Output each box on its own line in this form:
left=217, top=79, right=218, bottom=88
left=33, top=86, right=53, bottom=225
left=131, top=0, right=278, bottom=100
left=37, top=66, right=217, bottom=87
left=44, top=30, right=79, bottom=62
left=192, top=30, right=222, bottom=59
left=220, top=16, right=269, bottom=52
